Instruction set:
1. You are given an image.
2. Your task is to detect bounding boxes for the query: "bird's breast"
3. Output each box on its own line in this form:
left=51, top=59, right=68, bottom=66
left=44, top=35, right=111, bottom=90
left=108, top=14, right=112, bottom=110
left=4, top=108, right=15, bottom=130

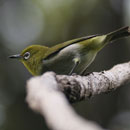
left=42, top=43, right=97, bottom=75
left=42, top=44, right=81, bottom=74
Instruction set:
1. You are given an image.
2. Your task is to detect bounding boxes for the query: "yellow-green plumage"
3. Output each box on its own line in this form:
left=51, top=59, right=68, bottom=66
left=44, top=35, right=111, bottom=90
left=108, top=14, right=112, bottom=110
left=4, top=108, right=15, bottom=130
left=9, top=26, right=130, bottom=76
left=21, top=45, right=49, bottom=75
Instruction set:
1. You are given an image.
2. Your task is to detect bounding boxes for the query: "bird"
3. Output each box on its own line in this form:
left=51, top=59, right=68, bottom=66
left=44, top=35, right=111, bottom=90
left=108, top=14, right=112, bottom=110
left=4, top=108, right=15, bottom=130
left=9, top=26, right=130, bottom=76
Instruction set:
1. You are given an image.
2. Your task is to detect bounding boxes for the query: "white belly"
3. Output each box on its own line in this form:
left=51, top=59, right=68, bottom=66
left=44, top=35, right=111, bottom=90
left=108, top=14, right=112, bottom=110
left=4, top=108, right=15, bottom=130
left=42, top=44, right=97, bottom=74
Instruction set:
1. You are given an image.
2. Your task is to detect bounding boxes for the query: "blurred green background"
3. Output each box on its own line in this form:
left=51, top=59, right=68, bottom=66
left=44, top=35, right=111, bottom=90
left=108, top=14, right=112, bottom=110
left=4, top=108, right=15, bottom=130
left=0, top=0, right=130, bottom=130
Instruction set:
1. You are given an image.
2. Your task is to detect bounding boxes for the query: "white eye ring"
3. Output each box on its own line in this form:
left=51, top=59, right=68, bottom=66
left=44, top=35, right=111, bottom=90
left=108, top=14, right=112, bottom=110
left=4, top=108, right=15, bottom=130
left=24, top=52, right=30, bottom=60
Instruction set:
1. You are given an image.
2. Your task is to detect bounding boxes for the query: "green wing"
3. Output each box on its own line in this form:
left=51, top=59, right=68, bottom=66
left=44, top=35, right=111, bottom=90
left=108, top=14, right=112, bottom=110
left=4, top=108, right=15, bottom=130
left=44, top=35, right=99, bottom=60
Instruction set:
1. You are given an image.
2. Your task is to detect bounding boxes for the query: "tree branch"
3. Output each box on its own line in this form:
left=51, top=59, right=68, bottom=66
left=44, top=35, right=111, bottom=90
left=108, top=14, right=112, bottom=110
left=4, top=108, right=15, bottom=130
left=26, top=61, right=130, bottom=130
left=56, top=61, right=130, bottom=102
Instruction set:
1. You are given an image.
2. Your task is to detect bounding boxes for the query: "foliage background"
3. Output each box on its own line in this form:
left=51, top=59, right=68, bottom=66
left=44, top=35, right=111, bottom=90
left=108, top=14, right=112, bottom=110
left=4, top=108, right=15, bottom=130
left=0, top=0, right=130, bottom=130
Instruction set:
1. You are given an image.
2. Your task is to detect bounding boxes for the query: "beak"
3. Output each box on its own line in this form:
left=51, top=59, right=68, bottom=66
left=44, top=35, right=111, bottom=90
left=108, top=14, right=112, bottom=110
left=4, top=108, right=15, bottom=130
left=9, top=54, right=21, bottom=59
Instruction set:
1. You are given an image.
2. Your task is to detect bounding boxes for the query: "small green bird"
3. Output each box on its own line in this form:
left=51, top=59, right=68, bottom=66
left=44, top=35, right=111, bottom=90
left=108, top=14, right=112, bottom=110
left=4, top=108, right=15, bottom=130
left=9, top=26, right=130, bottom=76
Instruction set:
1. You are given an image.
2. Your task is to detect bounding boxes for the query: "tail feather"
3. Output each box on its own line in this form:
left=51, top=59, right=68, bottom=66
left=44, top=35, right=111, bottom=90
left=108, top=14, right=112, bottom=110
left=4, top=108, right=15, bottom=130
left=107, top=26, right=130, bottom=42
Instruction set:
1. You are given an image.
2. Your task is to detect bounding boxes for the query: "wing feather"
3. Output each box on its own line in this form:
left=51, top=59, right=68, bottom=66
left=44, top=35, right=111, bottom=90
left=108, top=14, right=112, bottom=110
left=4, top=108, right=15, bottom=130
left=44, top=35, right=99, bottom=60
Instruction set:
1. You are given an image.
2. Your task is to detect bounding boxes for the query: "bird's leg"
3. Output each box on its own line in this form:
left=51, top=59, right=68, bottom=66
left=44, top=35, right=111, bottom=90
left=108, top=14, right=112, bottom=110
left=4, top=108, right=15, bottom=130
left=69, top=58, right=80, bottom=75
left=69, top=63, right=77, bottom=75
left=80, top=66, right=90, bottom=76
left=82, top=71, right=91, bottom=76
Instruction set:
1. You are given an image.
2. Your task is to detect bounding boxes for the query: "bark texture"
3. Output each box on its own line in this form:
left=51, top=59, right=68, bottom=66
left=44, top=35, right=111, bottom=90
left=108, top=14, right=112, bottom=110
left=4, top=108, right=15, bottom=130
left=26, top=62, right=130, bottom=130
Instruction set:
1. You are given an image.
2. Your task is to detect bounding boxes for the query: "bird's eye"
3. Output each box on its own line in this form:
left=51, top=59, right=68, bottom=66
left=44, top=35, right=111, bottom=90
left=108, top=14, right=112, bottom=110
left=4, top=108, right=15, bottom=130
left=23, top=52, right=30, bottom=60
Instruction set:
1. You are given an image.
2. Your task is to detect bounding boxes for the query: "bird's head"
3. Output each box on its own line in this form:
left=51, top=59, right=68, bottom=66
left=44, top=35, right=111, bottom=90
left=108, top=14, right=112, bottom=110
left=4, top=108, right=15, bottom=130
left=9, top=45, right=49, bottom=76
